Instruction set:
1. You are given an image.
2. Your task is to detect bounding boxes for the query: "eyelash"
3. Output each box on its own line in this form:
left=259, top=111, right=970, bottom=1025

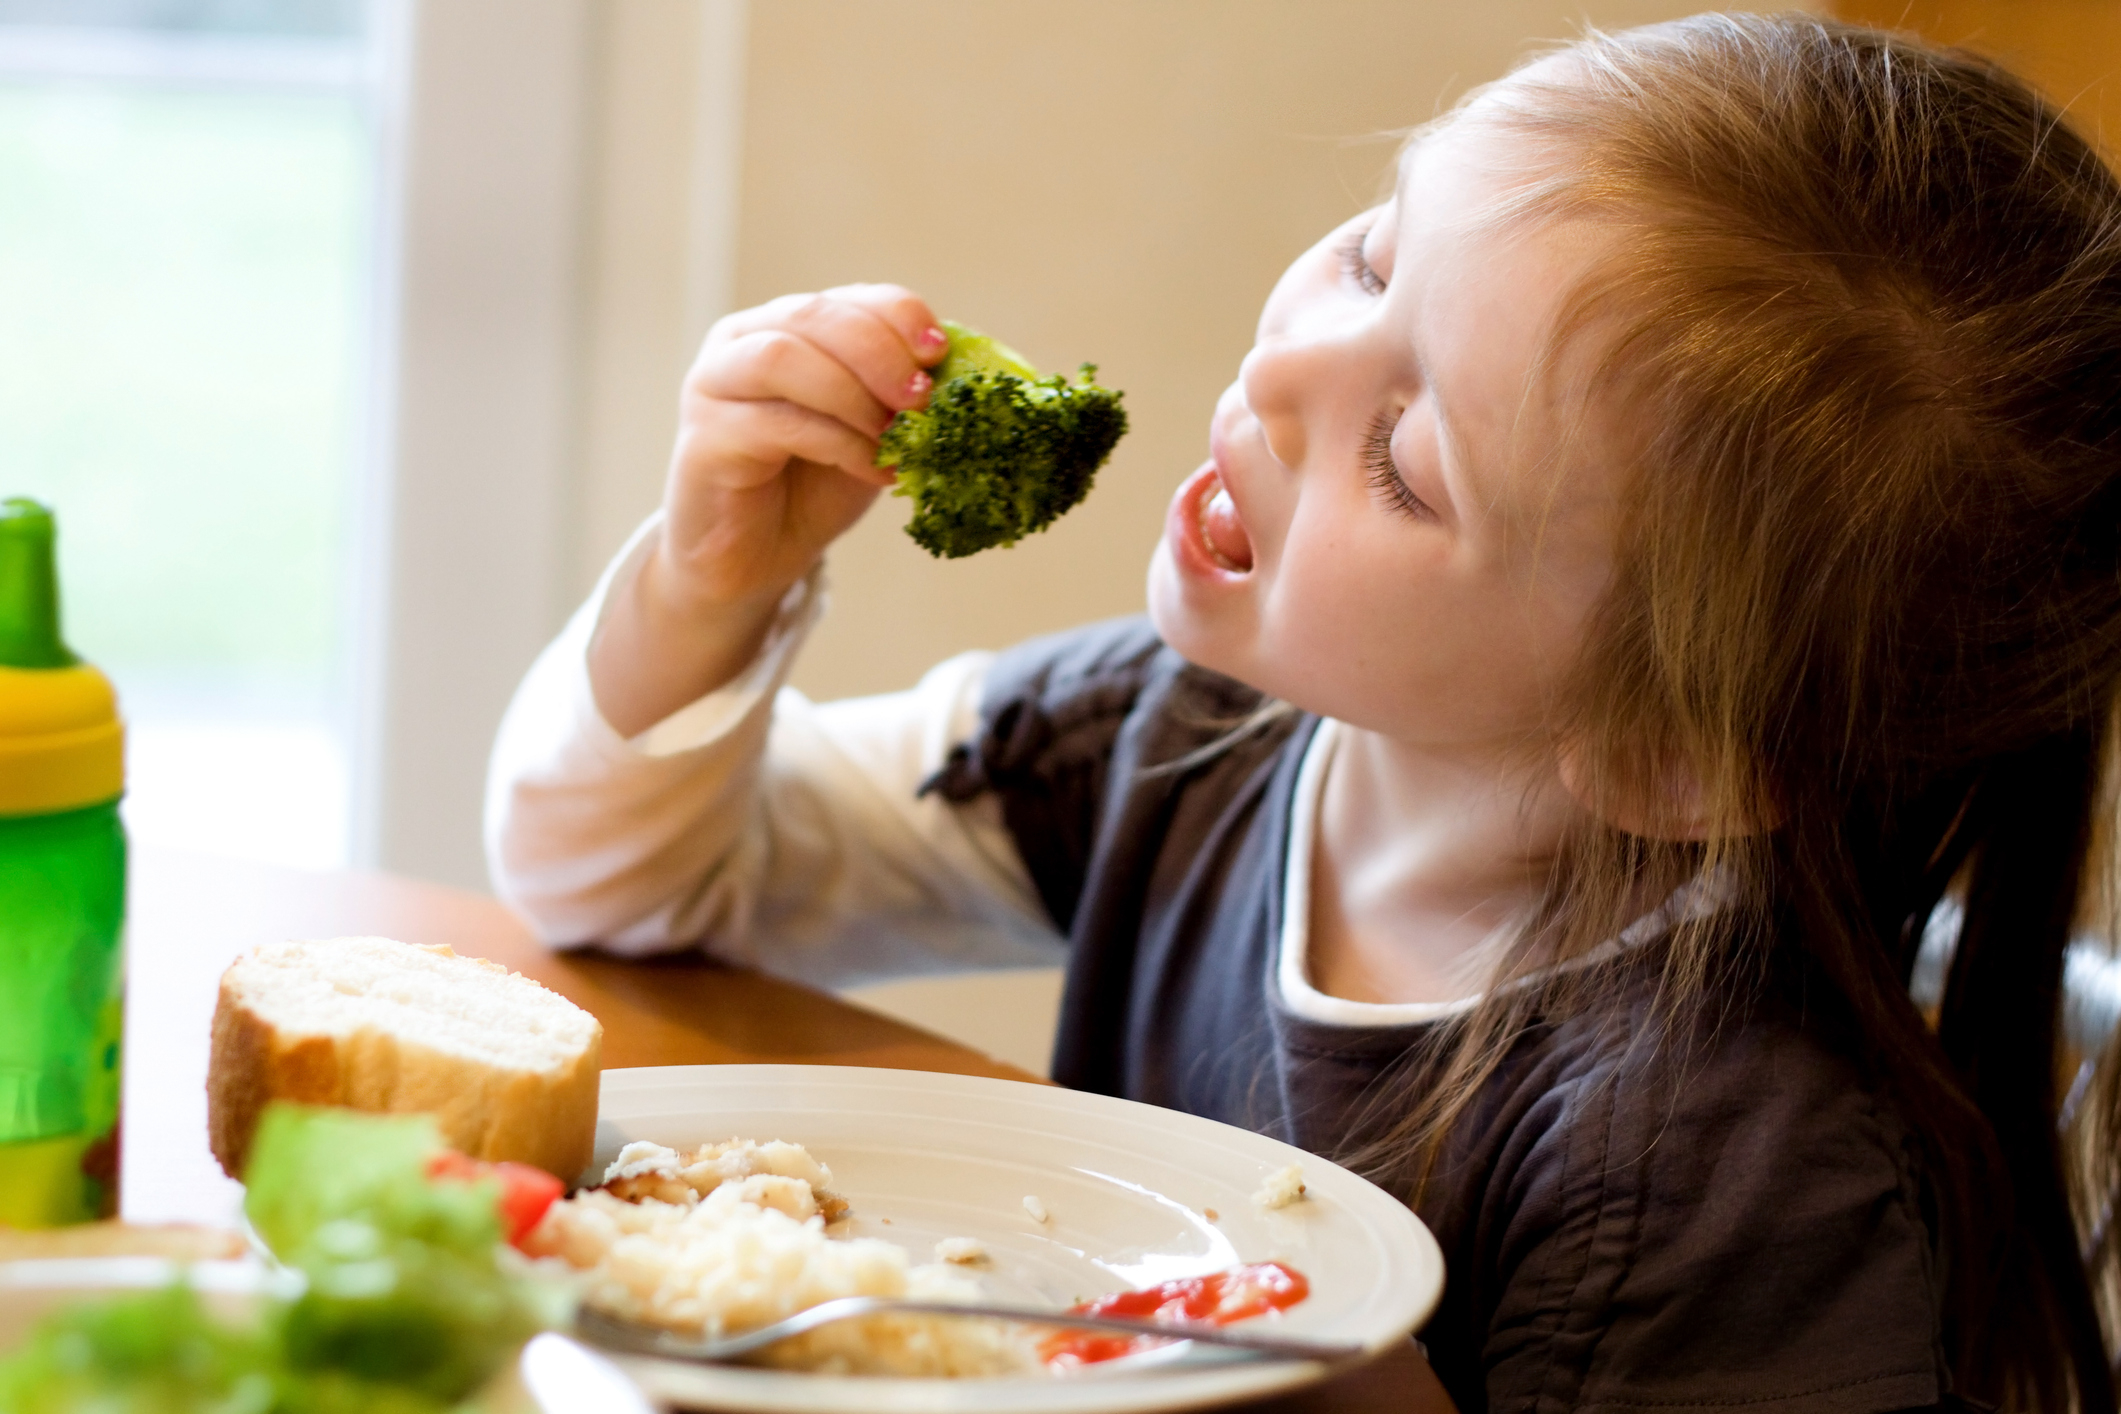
left=1337, top=226, right=1387, bottom=296
left=1340, top=223, right=1425, bottom=520
left=1363, top=411, right=1433, bottom=522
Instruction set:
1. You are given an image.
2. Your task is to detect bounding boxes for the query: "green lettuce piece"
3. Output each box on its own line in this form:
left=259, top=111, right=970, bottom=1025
left=242, top=1107, right=499, bottom=1261
left=243, top=1106, right=549, bottom=1402
left=0, top=1283, right=456, bottom=1414
left=0, top=1283, right=277, bottom=1414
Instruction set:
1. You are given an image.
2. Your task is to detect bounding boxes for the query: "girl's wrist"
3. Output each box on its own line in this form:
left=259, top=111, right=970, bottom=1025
left=589, top=541, right=804, bottom=737
left=636, top=532, right=796, bottom=630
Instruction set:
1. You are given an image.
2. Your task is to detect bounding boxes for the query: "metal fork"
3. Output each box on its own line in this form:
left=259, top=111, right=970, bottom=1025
left=574, top=1298, right=1365, bottom=1368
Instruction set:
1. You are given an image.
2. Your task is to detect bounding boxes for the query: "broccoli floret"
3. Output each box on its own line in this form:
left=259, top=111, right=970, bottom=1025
left=876, top=320, right=1128, bottom=559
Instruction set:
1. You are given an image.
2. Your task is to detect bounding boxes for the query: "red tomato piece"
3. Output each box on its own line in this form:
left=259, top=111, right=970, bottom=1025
left=425, top=1150, right=565, bottom=1248
left=1039, top=1261, right=1310, bottom=1367
left=491, top=1161, right=565, bottom=1246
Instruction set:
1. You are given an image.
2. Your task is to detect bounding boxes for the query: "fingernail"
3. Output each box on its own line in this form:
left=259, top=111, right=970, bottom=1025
left=917, top=325, right=947, bottom=351
left=905, top=370, right=932, bottom=401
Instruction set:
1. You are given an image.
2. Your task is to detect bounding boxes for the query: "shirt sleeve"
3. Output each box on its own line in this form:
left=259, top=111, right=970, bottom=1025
left=483, top=518, right=1064, bottom=988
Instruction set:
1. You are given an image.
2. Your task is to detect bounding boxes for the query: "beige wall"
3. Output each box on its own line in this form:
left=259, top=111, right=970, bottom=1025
left=1832, top=0, right=2121, bottom=158
left=572, top=0, right=1727, bottom=705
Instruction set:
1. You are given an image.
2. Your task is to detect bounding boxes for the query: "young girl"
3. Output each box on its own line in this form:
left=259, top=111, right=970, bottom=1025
left=488, top=14, right=2121, bottom=1410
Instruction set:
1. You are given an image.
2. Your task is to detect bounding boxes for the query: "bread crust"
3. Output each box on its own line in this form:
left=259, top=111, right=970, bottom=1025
left=206, top=941, right=602, bottom=1182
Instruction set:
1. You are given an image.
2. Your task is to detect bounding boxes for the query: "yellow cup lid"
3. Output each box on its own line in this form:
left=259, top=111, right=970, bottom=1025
left=0, top=663, right=124, bottom=815
left=0, top=500, right=121, bottom=815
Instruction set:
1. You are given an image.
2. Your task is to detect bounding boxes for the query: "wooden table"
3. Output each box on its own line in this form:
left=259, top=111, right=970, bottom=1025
left=122, top=845, right=1449, bottom=1414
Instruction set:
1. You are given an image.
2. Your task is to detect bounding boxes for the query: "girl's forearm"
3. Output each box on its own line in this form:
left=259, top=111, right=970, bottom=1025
left=587, top=536, right=796, bottom=738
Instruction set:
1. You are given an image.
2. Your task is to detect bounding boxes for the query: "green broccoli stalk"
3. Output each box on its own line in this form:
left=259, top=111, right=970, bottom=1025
left=876, top=320, right=1128, bottom=559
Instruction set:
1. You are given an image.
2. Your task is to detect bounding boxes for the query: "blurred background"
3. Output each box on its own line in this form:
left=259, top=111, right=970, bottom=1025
left=2, top=0, right=2112, bottom=906
left=0, top=0, right=368, bottom=868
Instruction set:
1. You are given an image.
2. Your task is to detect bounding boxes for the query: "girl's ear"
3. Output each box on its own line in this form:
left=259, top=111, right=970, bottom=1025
left=1556, top=742, right=1773, bottom=841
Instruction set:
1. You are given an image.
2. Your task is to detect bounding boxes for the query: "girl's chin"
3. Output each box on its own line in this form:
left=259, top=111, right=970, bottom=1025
left=1149, top=464, right=1262, bottom=668
left=1146, top=541, right=1240, bottom=667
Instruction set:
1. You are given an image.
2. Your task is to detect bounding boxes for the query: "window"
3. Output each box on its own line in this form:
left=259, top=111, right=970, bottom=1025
left=0, top=0, right=378, bottom=867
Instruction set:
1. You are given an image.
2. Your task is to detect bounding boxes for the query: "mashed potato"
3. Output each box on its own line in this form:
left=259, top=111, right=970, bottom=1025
left=525, top=1139, right=1028, bottom=1376
left=1252, top=1163, right=1307, bottom=1210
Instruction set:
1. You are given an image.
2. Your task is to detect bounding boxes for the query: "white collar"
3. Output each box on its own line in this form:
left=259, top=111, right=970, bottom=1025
left=1276, top=719, right=1728, bottom=1027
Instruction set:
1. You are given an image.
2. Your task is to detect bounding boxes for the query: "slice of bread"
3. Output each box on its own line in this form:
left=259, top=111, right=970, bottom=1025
left=208, top=937, right=602, bottom=1182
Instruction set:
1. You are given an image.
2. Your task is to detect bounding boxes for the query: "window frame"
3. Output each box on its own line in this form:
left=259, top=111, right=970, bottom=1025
left=357, top=0, right=749, bottom=889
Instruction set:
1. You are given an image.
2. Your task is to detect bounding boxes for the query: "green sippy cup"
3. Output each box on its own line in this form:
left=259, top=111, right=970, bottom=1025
left=0, top=498, right=126, bottom=1226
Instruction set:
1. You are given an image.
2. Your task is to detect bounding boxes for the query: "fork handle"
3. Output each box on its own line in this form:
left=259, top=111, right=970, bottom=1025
left=581, top=1296, right=1367, bottom=1365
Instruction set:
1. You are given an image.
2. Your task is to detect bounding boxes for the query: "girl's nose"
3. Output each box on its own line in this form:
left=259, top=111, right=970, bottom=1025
left=1239, top=333, right=1337, bottom=474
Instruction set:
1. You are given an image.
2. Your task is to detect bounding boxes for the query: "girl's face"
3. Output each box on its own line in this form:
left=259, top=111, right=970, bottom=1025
left=1147, top=112, right=1628, bottom=761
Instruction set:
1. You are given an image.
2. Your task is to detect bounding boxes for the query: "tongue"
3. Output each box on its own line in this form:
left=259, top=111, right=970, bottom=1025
left=1201, top=483, right=1254, bottom=571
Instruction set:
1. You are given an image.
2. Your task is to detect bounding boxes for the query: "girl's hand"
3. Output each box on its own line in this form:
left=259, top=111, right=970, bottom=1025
left=664, top=283, right=944, bottom=603
left=590, top=284, right=946, bottom=736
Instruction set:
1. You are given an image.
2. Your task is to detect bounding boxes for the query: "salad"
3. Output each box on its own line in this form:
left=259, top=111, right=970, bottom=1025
left=0, top=1105, right=570, bottom=1412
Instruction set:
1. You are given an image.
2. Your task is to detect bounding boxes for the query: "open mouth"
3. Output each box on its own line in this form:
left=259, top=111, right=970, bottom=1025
left=1163, top=460, right=1259, bottom=587
left=1198, top=472, right=1254, bottom=572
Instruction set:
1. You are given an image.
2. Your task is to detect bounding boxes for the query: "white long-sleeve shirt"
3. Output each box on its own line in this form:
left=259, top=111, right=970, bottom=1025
left=483, top=523, right=1065, bottom=990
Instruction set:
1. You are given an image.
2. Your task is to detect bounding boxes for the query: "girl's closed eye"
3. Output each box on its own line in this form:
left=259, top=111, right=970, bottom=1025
left=1363, top=411, right=1434, bottom=521
left=1338, top=224, right=1387, bottom=296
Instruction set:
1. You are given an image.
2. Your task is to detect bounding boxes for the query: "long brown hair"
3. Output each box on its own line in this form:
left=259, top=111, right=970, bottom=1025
left=1360, top=15, right=2121, bottom=1409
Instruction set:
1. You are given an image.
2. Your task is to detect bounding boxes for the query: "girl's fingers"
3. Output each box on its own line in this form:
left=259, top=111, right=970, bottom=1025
left=675, top=285, right=947, bottom=530
left=710, top=287, right=945, bottom=412
left=818, top=283, right=949, bottom=370
left=691, top=328, right=898, bottom=440
left=676, top=396, right=897, bottom=491
left=786, top=286, right=940, bottom=406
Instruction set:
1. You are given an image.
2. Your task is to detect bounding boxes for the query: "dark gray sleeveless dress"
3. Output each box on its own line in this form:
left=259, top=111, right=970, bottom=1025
left=927, top=617, right=1949, bottom=1414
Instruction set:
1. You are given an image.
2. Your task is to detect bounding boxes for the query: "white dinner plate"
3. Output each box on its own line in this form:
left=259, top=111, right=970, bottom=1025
left=586, top=1065, right=1444, bottom=1414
